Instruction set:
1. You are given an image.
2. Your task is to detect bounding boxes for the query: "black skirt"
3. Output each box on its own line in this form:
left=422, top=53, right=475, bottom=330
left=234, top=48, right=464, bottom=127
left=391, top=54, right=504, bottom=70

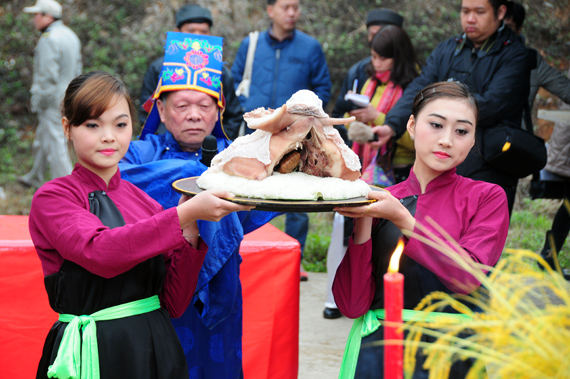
left=37, top=190, right=188, bottom=378
left=37, top=259, right=189, bottom=379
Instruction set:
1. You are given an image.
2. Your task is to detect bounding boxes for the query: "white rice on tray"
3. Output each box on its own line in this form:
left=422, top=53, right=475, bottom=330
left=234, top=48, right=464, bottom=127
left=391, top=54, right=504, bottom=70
left=196, top=171, right=370, bottom=201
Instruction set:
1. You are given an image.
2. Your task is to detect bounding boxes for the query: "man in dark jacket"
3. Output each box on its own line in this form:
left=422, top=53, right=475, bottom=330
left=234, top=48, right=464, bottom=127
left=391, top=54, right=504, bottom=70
left=139, top=4, right=243, bottom=140
left=374, top=0, right=534, bottom=214
left=504, top=1, right=570, bottom=109
left=505, top=1, right=570, bottom=272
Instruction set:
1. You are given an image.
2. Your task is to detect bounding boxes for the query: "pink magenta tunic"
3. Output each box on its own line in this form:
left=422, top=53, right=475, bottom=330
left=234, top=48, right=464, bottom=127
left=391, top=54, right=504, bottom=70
left=333, top=168, right=509, bottom=318
left=29, top=163, right=207, bottom=318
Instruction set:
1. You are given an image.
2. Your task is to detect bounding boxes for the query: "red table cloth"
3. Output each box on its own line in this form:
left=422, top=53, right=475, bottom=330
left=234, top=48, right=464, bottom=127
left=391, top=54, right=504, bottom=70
left=0, top=216, right=300, bottom=379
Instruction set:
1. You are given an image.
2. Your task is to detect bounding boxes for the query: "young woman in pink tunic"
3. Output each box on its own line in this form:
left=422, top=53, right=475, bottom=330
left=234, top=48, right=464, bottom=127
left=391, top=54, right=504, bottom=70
left=332, top=81, right=509, bottom=378
left=29, top=71, right=252, bottom=379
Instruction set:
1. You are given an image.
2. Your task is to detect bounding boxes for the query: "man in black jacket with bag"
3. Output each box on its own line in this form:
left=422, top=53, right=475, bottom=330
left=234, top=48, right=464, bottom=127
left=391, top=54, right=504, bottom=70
left=374, top=0, right=534, bottom=215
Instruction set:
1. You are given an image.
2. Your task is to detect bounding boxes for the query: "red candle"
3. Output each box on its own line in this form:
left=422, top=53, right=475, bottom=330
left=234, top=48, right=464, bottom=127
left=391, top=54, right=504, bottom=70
left=384, top=238, right=404, bottom=379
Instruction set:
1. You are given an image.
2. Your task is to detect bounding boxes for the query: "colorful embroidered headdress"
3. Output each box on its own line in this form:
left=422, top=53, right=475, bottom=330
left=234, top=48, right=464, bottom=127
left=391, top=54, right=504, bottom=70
left=141, top=31, right=226, bottom=140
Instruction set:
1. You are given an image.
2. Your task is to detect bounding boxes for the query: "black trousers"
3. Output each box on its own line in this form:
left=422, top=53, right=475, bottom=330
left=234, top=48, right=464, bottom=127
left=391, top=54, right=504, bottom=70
left=355, top=327, right=473, bottom=379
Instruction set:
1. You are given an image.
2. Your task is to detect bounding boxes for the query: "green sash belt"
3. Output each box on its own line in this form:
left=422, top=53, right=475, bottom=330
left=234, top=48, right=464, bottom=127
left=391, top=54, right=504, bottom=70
left=47, top=295, right=161, bottom=379
left=338, top=308, right=472, bottom=379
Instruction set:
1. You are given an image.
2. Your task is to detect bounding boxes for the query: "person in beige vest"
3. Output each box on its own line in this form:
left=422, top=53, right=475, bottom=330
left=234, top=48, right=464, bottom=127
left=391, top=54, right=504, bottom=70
left=19, top=0, right=82, bottom=189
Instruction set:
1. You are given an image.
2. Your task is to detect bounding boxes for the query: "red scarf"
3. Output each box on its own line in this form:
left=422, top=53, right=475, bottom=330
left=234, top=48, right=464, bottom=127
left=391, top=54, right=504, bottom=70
left=352, top=71, right=403, bottom=171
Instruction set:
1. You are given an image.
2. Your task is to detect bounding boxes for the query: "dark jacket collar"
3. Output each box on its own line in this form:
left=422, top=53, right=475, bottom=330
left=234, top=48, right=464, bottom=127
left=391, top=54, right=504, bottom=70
left=267, top=23, right=296, bottom=42
left=457, top=22, right=516, bottom=56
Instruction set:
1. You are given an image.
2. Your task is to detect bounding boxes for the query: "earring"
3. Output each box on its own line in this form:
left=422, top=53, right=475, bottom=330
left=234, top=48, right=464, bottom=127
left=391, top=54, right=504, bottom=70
left=410, top=135, right=415, bottom=141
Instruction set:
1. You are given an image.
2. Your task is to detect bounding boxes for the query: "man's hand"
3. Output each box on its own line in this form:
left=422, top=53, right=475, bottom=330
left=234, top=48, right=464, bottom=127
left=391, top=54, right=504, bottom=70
left=369, top=125, right=395, bottom=149
left=349, top=104, right=379, bottom=124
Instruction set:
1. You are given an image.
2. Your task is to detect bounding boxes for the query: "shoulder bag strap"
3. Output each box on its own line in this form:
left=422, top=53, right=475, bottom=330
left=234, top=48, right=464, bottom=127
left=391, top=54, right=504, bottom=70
left=522, top=99, right=534, bottom=133
left=235, top=31, right=259, bottom=98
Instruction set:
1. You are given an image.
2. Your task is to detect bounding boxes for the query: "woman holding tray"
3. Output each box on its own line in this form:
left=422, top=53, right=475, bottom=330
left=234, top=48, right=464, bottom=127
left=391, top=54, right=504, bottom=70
left=333, top=81, right=509, bottom=378
left=29, top=71, right=251, bottom=379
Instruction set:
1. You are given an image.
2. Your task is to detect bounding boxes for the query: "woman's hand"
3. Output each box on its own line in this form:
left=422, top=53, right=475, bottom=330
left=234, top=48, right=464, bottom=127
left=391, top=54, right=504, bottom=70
left=349, top=104, right=379, bottom=124
left=334, top=189, right=415, bottom=232
left=177, top=189, right=254, bottom=228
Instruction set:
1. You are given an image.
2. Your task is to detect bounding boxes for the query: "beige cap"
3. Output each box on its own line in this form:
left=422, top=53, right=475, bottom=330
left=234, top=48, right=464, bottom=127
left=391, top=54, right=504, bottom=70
left=23, top=0, right=62, bottom=18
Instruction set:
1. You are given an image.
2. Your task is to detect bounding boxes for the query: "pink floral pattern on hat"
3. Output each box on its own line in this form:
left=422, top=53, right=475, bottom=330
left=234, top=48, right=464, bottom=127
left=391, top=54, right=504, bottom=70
left=184, top=50, right=209, bottom=70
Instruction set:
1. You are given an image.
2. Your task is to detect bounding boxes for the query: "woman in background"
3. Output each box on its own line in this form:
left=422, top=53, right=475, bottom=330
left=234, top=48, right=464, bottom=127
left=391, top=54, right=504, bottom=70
left=346, top=24, right=419, bottom=187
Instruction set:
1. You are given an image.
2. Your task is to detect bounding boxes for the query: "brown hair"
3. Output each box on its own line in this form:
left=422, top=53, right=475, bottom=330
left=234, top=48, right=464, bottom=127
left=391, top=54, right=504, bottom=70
left=62, top=71, right=137, bottom=126
left=366, top=25, right=418, bottom=89
left=411, top=81, right=479, bottom=122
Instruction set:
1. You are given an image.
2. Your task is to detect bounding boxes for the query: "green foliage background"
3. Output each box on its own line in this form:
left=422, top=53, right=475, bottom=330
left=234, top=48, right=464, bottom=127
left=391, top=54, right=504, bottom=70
left=2, top=0, right=568, bottom=191
left=1, top=0, right=568, bottom=141
left=1, top=0, right=569, bottom=271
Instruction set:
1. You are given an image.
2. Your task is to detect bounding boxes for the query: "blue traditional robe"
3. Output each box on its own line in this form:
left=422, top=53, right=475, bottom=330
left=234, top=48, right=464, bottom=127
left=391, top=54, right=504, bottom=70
left=119, top=131, right=276, bottom=378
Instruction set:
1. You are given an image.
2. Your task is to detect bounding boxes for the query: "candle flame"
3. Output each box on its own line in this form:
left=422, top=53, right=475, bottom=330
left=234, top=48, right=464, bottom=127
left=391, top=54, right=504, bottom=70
left=388, top=238, right=404, bottom=273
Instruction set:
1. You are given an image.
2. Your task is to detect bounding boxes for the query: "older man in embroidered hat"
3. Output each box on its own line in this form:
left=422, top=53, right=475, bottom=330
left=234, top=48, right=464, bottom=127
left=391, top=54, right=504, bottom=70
left=119, top=32, right=275, bottom=379
left=18, top=0, right=82, bottom=189
left=139, top=4, right=244, bottom=140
